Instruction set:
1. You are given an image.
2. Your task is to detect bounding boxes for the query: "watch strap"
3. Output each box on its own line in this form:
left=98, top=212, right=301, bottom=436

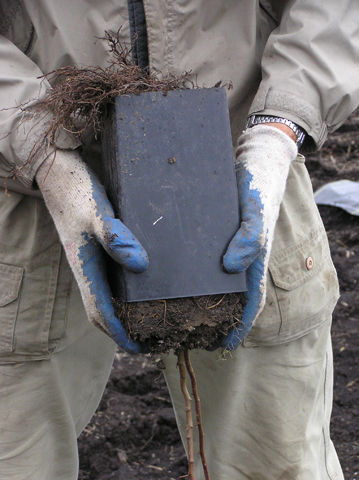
left=246, top=115, right=306, bottom=148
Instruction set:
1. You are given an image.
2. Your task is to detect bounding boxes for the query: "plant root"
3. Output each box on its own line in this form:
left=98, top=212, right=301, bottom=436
left=178, top=349, right=196, bottom=480
left=18, top=30, right=195, bottom=168
left=184, top=350, right=210, bottom=480
left=177, top=348, right=211, bottom=480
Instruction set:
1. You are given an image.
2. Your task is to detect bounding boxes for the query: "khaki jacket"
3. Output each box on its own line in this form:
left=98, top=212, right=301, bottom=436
left=1, top=0, right=359, bottom=191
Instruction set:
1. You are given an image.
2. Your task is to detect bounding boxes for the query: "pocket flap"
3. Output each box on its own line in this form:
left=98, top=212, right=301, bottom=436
left=269, top=226, right=327, bottom=291
left=0, top=263, right=24, bottom=306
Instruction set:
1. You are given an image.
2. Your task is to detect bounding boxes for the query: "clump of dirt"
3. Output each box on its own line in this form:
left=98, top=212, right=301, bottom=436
left=114, top=293, right=246, bottom=354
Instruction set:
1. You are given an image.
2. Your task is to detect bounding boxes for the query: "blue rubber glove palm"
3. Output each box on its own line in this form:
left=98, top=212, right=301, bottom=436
left=36, top=150, right=149, bottom=354
left=222, top=126, right=298, bottom=350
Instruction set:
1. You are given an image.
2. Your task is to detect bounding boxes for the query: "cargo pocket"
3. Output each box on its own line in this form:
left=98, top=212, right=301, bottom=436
left=269, top=225, right=339, bottom=339
left=0, top=263, right=24, bottom=354
left=244, top=225, right=340, bottom=347
left=12, top=243, right=63, bottom=359
left=0, top=243, right=68, bottom=363
left=243, top=157, right=340, bottom=347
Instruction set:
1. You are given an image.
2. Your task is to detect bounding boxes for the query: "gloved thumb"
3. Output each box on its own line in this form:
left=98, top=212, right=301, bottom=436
left=98, top=216, right=149, bottom=273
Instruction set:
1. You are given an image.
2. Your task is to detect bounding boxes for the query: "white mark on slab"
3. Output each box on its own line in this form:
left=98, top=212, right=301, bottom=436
left=153, top=216, right=163, bottom=226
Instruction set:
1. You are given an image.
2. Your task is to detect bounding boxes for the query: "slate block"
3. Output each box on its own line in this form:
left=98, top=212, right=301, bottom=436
left=102, top=87, right=246, bottom=302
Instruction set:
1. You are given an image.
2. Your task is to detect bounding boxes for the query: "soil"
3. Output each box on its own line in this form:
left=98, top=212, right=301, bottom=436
left=115, top=293, right=245, bottom=354
left=78, top=111, right=359, bottom=480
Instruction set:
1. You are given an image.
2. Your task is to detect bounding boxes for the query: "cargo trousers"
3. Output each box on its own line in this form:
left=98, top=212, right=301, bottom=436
left=0, top=155, right=343, bottom=479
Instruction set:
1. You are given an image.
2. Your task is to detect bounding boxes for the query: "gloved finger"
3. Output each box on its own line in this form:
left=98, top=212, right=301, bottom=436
left=91, top=310, right=150, bottom=354
left=220, top=291, right=253, bottom=350
left=97, top=216, right=149, bottom=273
left=103, top=314, right=151, bottom=354
left=87, top=177, right=149, bottom=273
left=89, top=170, right=119, bottom=218
left=221, top=257, right=265, bottom=350
left=223, top=219, right=264, bottom=273
left=75, top=236, right=149, bottom=354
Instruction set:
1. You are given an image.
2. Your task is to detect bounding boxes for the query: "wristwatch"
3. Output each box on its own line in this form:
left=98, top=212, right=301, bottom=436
left=246, top=115, right=306, bottom=148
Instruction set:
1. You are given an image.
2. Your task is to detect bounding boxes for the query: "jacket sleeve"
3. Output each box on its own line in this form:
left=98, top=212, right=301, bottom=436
left=250, top=0, right=359, bottom=151
left=0, top=35, right=79, bottom=190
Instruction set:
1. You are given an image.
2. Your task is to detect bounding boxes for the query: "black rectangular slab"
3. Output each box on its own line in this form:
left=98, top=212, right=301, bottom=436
left=102, top=87, right=246, bottom=302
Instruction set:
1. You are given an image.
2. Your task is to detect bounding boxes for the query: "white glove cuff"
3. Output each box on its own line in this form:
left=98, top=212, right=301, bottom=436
left=235, top=124, right=298, bottom=249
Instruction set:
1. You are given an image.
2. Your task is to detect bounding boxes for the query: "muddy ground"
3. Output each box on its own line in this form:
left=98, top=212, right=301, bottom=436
left=78, top=111, right=359, bottom=480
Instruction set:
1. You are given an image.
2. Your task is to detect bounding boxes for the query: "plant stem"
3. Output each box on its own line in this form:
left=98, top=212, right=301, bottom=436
left=178, top=349, right=196, bottom=480
left=184, top=350, right=211, bottom=480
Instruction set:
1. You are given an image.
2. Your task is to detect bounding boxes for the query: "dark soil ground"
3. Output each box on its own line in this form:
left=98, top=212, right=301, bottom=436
left=78, top=111, right=359, bottom=480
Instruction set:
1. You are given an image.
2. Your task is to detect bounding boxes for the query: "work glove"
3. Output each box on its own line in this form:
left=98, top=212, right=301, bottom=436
left=36, top=150, right=149, bottom=354
left=222, top=125, right=298, bottom=350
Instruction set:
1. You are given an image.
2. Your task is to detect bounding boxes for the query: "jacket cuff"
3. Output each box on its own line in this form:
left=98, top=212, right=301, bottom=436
left=1, top=111, right=81, bottom=189
left=248, top=86, right=328, bottom=153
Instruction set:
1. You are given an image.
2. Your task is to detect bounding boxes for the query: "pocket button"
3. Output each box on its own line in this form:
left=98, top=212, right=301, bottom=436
left=306, top=256, right=314, bottom=270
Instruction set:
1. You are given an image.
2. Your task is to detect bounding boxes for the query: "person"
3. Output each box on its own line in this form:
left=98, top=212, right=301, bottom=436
left=0, top=1, right=358, bottom=478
